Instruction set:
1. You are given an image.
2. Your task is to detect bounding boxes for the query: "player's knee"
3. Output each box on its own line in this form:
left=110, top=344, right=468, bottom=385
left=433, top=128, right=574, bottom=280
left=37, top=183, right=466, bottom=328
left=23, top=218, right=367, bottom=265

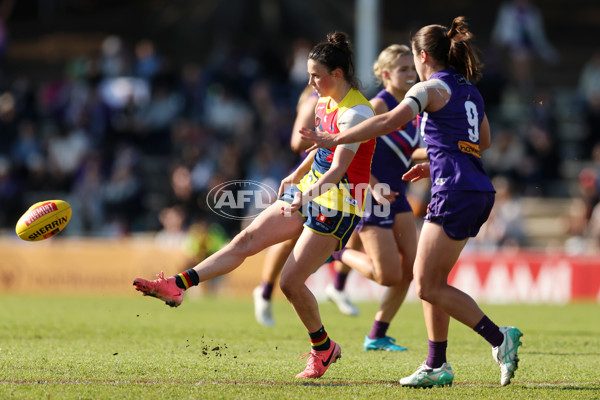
left=378, top=271, right=402, bottom=286
left=375, top=264, right=402, bottom=286
left=415, top=279, right=438, bottom=303
left=278, top=275, right=295, bottom=299
left=230, top=230, right=259, bottom=257
left=389, top=270, right=413, bottom=289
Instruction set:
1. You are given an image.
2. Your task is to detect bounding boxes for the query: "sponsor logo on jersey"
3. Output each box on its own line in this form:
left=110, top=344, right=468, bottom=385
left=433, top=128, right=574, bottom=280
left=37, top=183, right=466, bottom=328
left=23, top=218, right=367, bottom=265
left=435, top=177, right=448, bottom=186
left=458, top=140, right=481, bottom=158
left=344, top=196, right=357, bottom=207
left=316, top=213, right=334, bottom=227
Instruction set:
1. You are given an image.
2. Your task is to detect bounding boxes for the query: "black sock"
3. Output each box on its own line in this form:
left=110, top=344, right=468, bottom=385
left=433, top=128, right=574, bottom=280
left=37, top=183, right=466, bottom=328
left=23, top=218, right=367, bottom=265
left=174, top=269, right=200, bottom=289
left=309, top=326, right=331, bottom=351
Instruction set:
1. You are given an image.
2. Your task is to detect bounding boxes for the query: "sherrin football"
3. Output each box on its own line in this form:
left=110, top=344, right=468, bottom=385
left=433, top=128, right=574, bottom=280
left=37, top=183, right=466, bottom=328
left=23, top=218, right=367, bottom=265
left=15, top=200, right=72, bottom=241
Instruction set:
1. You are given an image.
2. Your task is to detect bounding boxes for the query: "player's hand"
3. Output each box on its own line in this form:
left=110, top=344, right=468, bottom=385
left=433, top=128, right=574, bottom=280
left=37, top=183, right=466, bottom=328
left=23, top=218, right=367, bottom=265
left=402, top=162, right=430, bottom=182
left=278, top=172, right=300, bottom=199
left=280, top=191, right=302, bottom=216
left=299, top=127, right=336, bottom=152
left=371, top=184, right=398, bottom=205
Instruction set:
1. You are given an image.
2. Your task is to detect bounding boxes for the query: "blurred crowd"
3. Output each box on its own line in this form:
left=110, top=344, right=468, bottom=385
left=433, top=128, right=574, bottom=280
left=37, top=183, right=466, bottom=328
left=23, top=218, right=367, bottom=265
left=1, top=0, right=600, bottom=255
left=0, top=34, right=309, bottom=244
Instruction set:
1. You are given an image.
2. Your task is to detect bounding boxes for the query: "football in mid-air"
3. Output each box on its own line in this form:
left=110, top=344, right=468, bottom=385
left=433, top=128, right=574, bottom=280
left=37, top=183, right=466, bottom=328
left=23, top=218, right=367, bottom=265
left=15, top=200, right=72, bottom=241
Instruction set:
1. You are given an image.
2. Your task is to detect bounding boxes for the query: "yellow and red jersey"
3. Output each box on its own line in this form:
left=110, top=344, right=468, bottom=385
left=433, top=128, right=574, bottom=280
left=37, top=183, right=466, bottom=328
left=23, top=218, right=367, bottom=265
left=297, top=88, right=375, bottom=216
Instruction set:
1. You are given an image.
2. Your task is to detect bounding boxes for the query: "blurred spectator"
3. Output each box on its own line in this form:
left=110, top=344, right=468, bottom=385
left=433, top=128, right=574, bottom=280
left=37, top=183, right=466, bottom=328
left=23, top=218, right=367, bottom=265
left=134, top=79, right=183, bottom=155
left=99, top=35, right=131, bottom=78
left=491, top=0, right=559, bottom=97
left=98, top=76, right=150, bottom=110
left=476, top=46, right=509, bottom=119
left=483, top=124, right=526, bottom=183
left=46, top=122, right=90, bottom=192
left=520, top=105, right=561, bottom=196
left=134, top=39, right=161, bottom=81
left=244, top=141, right=287, bottom=185
left=565, top=146, right=600, bottom=253
left=169, top=118, right=211, bottom=165
left=155, top=205, right=188, bottom=249
left=183, top=221, right=229, bottom=263
left=485, top=111, right=560, bottom=196
left=578, top=49, right=600, bottom=158
left=578, top=49, right=600, bottom=105
left=204, top=82, right=252, bottom=137
left=165, top=163, right=203, bottom=224
left=563, top=197, right=591, bottom=255
left=82, top=77, right=112, bottom=152
left=100, top=145, right=145, bottom=236
left=182, top=220, right=229, bottom=295
left=10, top=119, right=41, bottom=173
left=179, top=62, right=207, bottom=121
left=190, top=147, right=218, bottom=193
left=218, top=141, right=242, bottom=182
left=586, top=200, right=600, bottom=252
left=0, top=15, right=312, bottom=238
left=10, top=75, right=38, bottom=121
left=70, top=152, right=104, bottom=235
left=575, top=167, right=599, bottom=222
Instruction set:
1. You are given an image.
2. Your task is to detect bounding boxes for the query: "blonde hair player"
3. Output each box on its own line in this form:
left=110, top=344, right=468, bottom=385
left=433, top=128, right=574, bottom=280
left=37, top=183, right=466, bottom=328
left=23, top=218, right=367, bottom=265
left=328, top=44, right=427, bottom=352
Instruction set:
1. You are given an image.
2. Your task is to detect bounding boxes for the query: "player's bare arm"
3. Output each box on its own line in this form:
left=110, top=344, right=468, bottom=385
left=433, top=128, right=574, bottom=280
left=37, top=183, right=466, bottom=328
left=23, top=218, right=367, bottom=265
left=479, top=114, right=491, bottom=152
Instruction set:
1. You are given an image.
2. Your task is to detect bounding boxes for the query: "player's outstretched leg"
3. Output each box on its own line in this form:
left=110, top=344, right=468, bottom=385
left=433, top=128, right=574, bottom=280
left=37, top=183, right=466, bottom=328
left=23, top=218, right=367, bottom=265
left=295, top=340, right=342, bottom=379
left=492, top=326, right=523, bottom=386
left=399, top=362, right=454, bottom=388
left=133, top=271, right=185, bottom=307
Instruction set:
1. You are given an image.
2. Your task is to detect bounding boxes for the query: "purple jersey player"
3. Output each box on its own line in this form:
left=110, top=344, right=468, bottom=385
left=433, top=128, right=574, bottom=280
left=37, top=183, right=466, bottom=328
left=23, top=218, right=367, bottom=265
left=301, top=17, right=522, bottom=388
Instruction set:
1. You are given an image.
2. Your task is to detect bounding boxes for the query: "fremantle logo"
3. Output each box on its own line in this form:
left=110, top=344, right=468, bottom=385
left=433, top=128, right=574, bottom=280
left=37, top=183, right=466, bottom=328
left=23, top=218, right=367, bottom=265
left=24, top=202, right=58, bottom=226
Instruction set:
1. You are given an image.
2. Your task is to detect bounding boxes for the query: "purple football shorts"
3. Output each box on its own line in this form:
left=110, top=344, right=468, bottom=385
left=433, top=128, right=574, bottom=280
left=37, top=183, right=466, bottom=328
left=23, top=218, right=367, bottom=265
left=424, top=190, right=495, bottom=240
left=357, top=194, right=413, bottom=232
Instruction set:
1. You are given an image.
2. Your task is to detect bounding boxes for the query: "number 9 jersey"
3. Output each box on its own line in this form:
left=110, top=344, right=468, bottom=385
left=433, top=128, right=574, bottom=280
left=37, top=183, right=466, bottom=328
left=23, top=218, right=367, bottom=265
left=419, top=69, right=495, bottom=194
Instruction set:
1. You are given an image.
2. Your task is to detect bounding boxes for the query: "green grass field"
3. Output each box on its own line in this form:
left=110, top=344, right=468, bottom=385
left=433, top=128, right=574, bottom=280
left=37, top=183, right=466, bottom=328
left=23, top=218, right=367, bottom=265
left=0, top=294, right=598, bottom=399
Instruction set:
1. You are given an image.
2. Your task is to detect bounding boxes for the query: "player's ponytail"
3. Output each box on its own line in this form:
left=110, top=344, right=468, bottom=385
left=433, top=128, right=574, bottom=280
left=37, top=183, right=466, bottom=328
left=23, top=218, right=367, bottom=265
left=411, top=16, right=483, bottom=83
left=447, top=16, right=482, bottom=83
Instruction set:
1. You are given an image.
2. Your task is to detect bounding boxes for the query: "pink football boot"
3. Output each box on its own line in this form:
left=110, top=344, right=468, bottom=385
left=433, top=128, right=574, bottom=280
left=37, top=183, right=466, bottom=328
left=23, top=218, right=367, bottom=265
left=133, top=271, right=184, bottom=307
left=295, top=340, right=342, bottom=379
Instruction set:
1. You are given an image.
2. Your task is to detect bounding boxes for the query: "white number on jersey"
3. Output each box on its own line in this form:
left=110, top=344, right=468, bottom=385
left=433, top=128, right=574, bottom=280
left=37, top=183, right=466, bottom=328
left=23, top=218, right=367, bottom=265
left=465, top=100, right=479, bottom=142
